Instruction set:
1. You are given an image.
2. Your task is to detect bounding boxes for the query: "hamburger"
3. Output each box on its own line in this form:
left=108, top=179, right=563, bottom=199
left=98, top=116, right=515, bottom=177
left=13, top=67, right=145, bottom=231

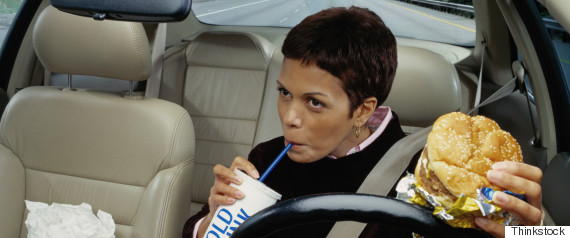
left=414, top=112, right=523, bottom=209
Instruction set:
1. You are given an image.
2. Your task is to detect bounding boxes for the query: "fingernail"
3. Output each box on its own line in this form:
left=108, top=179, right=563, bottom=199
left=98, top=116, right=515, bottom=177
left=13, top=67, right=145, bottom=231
left=251, top=170, right=260, bottom=179
left=227, top=197, right=235, bottom=203
left=475, top=217, right=488, bottom=226
left=487, top=170, right=502, bottom=182
left=234, top=190, right=245, bottom=199
left=234, top=176, right=243, bottom=184
left=492, top=162, right=507, bottom=171
left=494, top=192, right=509, bottom=204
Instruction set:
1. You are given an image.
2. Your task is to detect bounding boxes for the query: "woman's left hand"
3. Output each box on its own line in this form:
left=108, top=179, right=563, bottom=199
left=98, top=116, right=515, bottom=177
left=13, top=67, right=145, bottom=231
left=475, top=161, right=544, bottom=237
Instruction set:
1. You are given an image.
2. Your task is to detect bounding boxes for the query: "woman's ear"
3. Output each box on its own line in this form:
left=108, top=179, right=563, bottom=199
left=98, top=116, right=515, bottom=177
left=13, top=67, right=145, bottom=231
left=353, top=97, right=378, bottom=127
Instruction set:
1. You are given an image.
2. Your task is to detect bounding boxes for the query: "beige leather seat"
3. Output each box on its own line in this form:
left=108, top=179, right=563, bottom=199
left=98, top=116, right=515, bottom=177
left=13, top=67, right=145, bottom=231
left=383, top=45, right=462, bottom=133
left=161, top=31, right=275, bottom=214
left=0, top=6, right=195, bottom=238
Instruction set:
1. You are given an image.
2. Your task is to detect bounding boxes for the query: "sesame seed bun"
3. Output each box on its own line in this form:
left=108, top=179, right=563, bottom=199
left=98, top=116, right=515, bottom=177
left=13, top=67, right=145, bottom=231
left=415, top=112, right=523, bottom=208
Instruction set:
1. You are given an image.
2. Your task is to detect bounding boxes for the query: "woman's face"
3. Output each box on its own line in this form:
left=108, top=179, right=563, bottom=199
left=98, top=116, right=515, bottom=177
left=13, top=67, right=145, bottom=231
left=277, top=58, right=361, bottom=163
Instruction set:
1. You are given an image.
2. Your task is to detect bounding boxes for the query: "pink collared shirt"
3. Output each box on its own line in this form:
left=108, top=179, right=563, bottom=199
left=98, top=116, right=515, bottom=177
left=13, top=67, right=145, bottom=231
left=193, top=218, right=204, bottom=238
left=328, top=106, right=393, bottom=159
left=193, top=106, right=393, bottom=238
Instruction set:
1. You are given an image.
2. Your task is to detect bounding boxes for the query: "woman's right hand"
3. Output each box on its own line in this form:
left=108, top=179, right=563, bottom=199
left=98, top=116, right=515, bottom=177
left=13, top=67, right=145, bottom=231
left=197, top=156, right=260, bottom=238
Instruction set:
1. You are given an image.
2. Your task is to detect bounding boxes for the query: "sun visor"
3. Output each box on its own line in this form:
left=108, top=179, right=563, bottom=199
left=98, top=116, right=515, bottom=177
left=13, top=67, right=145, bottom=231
left=49, top=0, right=192, bottom=22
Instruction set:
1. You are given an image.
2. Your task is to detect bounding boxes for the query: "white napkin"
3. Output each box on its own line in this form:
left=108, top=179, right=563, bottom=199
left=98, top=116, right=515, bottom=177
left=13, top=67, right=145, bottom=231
left=25, top=200, right=115, bottom=238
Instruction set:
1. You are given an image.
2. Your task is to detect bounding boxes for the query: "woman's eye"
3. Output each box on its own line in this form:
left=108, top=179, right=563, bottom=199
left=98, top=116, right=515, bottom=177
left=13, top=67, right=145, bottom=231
left=308, top=98, right=323, bottom=108
left=278, top=88, right=290, bottom=97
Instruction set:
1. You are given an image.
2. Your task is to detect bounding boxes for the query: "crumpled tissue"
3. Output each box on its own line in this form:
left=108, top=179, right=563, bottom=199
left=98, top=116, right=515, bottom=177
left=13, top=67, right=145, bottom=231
left=24, top=200, right=115, bottom=238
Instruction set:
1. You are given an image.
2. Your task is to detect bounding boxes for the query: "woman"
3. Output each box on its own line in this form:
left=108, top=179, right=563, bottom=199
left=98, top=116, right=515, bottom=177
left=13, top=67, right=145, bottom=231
left=183, top=6, right=543, bottom=238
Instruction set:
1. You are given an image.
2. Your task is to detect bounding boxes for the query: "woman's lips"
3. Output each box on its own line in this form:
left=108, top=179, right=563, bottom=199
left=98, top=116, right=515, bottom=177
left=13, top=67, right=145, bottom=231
left=285, top=139, right=303, bottom=149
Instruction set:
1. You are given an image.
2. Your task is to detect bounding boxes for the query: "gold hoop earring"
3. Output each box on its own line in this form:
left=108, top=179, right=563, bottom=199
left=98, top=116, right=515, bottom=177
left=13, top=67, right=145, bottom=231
left=355, top=126, right=361, bottom=138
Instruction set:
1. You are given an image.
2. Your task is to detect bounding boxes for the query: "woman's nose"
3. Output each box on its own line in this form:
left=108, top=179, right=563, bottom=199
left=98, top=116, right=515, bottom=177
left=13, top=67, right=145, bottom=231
left=282, top=103, right=302, bottom=128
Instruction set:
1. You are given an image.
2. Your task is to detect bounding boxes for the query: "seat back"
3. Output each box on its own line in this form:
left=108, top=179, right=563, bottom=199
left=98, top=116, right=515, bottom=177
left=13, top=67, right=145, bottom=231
left=162, top=31, right=275, bottom=214
left=0, top=6, right=195, bottom=238
left=383, top=46, right=462, bottom=133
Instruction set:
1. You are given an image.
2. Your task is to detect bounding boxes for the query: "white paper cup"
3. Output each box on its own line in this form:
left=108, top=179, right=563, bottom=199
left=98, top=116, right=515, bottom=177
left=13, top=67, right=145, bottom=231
left=203, top=169, right=282, bottom=238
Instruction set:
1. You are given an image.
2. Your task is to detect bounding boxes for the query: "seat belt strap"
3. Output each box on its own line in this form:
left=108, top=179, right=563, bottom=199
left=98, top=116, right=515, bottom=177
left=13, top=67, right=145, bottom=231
left=145, top=23, right=167, bottom=98
left=468, top=75, right=518, bottom=114
left=471, top=42, right=486, bottom=116
left=326, top=126, right=432, bottom=238
left=468, top=60, right=526, bottom=115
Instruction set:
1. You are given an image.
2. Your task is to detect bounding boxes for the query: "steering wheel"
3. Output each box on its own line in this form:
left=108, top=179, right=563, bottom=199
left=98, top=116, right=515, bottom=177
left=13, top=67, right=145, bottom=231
left=229, top=193, right=488, bottom=237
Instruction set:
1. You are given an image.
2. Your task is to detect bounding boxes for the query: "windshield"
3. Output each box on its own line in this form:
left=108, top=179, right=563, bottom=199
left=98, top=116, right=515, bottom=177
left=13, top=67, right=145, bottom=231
left=192, top=0, right=476, bottom=46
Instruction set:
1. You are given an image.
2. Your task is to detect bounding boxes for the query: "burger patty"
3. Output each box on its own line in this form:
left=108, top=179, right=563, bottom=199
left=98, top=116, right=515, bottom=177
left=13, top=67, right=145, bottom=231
left=415, top=148, right=457, bottom=207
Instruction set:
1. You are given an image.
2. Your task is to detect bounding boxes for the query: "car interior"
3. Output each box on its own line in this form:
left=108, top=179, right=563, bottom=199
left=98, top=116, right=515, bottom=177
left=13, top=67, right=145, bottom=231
left=0, top=0, right=568, bottom=237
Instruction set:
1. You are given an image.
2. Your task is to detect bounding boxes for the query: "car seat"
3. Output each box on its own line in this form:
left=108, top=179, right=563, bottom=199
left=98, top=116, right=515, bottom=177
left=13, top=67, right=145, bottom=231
left=0, top=5, right=195, bottom=238
left=161, top=31, right=276, bottom=215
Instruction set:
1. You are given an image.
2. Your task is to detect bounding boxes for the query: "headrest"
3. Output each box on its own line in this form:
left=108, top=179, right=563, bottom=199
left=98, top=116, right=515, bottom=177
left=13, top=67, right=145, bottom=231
left=383, top=46, right=461, bottom=127
left=186, top=31, right=275, bottom=71
left=33, top=6, right=151, bottom=81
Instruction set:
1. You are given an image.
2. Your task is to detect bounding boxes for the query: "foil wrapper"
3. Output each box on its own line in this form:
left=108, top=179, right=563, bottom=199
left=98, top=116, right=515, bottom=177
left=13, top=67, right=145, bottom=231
left=395, top=173, right=520, bottom=228
left=481, top=187, right=527, bottom=202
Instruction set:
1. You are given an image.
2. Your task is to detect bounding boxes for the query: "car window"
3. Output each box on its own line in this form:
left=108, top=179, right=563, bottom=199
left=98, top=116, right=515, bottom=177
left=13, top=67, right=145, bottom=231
left=192, top=0, right=476, bottom=46
left=0, top=0, right=23, bottom=46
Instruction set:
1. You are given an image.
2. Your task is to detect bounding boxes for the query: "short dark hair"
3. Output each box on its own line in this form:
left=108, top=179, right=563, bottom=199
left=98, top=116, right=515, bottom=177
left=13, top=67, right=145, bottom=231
left=282, top=6, right=397, bottom=114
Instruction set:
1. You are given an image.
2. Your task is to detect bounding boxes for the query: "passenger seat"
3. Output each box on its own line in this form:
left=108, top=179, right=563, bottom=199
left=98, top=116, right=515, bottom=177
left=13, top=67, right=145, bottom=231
left=0, top=6, right=195, bottom=238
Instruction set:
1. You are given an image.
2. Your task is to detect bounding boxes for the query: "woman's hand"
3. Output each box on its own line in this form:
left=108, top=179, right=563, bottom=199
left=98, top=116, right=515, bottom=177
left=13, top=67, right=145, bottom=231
left=197, top=156, right=260, bottom=238
left=475, top=161, right=544, bottom=237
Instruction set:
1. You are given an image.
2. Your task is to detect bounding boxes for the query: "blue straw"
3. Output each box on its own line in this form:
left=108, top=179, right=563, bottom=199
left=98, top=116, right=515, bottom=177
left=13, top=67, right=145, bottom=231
left=259, top=144, right=292, bottom=182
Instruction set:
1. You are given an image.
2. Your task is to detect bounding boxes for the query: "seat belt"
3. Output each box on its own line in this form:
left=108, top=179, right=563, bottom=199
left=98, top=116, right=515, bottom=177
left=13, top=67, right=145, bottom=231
left=144, top=23, right=167, bottom=98
left=470, top=41, right=486, bottom=116
left=326, top=126, right=432, bottom=238
left=467, top=60, right=524, bottom=115
left=326, top=60, right=526, bottom=238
